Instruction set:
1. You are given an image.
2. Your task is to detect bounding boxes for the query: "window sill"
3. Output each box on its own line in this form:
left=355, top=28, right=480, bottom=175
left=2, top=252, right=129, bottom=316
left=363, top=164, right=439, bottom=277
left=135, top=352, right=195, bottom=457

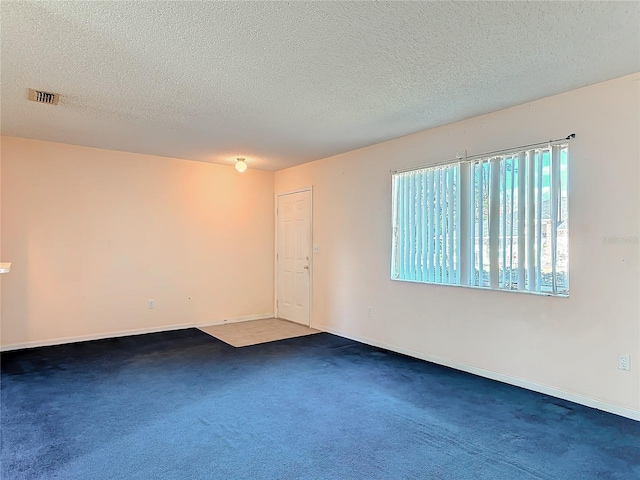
left=390, top=277, right=569, bottom=298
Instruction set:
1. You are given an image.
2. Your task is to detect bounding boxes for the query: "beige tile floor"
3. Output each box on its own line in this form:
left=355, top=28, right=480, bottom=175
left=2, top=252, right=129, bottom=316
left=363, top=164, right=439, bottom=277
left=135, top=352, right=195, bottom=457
left=199, top=318, right=320, bottom=347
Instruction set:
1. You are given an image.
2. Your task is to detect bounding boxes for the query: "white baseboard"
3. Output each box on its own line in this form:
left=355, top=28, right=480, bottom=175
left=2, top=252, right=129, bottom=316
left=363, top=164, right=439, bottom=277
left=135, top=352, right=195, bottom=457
left=0, top=313, right=274, bottom=352
left=316, top=324, right=640, bottom=422
left=210, top=313, right=274, bottom=326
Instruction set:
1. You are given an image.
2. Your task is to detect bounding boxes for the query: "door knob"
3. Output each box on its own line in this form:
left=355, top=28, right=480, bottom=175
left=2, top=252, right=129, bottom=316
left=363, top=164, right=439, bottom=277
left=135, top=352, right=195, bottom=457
left=303, top=265, right=309, bottom=270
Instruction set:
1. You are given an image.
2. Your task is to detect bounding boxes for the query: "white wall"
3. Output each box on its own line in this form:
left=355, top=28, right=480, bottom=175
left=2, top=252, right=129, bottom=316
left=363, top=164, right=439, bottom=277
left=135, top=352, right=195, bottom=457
left=275, top=73, right=640, bottom=417
left=1, top=137, right=275, bottom=349
left=0, top=137, right=3, bottom=330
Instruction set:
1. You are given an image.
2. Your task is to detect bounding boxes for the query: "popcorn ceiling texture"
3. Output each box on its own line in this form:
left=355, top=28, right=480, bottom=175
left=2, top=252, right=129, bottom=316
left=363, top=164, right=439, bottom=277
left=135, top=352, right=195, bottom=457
left=1, top=1, right=639, bottom=171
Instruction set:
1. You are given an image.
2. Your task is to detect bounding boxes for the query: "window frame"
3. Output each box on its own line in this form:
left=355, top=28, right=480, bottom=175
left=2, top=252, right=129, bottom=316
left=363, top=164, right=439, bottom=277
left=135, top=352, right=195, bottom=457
left=391, top=143, right=569, bottom=297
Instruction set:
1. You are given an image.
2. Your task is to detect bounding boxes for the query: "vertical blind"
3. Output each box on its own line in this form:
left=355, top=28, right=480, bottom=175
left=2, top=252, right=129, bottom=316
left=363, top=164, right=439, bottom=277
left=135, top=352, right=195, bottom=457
left=392, top=164, right=459, bottom=284
left=391, top=144, right=569, bottom=295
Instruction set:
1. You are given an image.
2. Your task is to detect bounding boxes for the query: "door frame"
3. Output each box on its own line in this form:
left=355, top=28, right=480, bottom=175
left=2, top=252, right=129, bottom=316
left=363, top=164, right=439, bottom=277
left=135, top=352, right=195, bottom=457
left=274, top=186, right=313, bottom=326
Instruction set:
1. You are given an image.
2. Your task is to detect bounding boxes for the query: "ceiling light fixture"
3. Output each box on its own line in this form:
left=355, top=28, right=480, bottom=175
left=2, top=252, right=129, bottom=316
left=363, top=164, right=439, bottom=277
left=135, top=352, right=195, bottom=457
left=235, top=157, right=247, bottom=173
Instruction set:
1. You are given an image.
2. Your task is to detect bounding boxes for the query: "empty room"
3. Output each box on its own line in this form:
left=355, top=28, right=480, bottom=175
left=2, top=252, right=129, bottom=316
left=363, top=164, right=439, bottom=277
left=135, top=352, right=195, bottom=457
left=1, top=2, right=639, bottom=479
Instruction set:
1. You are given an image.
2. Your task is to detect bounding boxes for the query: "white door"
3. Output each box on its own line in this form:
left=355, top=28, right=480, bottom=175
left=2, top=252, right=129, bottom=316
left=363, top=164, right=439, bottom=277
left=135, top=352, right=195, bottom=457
left=277, top=190, right=311, bottom=325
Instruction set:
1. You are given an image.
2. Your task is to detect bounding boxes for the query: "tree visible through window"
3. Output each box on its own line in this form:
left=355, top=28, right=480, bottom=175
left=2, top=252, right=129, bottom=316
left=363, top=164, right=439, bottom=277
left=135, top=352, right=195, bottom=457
left=391, top=144, right=569, bottom=295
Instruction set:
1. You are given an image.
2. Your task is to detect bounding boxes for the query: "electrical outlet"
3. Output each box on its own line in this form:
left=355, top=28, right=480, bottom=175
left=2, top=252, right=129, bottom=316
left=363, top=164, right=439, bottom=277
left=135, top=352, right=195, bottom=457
left=618, top=354, right=630, bottom=371
left=148, top=299, right=155, bottom=309
left=367, top=307, right=372, bottom=318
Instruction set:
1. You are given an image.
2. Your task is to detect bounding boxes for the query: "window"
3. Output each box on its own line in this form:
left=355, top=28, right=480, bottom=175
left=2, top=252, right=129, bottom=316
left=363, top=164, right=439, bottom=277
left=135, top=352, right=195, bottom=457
left=391, top=144, right=569, bottom=295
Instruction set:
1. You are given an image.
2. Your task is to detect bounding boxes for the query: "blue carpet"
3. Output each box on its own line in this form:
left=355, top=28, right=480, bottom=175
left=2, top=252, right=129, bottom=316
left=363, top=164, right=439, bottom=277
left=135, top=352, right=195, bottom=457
left=1, top=328, right=639, bottom=479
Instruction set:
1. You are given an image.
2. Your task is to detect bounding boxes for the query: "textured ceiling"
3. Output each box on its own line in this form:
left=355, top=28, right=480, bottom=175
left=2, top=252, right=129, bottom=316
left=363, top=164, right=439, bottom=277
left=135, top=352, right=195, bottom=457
left=1, top=1, right=639, bottom=171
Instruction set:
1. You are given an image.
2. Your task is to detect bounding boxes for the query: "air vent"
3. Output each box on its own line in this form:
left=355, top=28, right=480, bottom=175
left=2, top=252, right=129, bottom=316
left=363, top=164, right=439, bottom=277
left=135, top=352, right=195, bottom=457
left=28, top=88, right=59, bottom=105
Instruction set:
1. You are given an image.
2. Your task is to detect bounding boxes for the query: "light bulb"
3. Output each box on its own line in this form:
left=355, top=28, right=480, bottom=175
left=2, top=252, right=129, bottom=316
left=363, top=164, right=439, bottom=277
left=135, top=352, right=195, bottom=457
left=235, top=158, right=247, bottom=173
